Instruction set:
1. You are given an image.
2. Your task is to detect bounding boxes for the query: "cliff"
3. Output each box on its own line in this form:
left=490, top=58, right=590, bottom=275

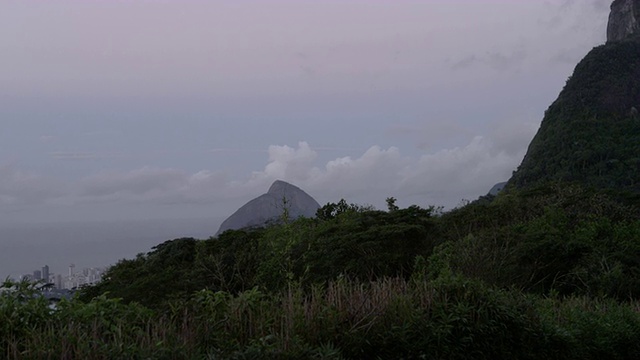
left=607, top=0, right=640, bottom=42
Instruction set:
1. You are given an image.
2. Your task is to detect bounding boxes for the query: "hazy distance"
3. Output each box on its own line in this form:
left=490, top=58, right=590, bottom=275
left=0, top=1, right=611, bottom=278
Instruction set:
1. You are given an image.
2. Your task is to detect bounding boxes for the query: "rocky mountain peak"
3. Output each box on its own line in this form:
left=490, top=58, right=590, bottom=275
left=215, top=180, right=320, bottom=236
left=608, top=0, right=640, bottom=42
left=268, top=180, right=294, bottom=195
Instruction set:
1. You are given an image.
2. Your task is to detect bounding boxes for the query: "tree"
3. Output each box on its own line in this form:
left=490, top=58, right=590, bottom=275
left=386, top=197, right=399, bottom=212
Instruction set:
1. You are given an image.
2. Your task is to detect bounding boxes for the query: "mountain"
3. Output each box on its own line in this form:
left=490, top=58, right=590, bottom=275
left=215, top=180, right=320, bottom=236
left=608, top=0, right=640, bottom=42
left=508, top=2, right=640, bottom=192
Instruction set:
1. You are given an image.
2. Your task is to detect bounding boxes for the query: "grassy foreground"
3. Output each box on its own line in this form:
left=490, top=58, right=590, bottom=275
left=3, top=273, right=640, bottom=360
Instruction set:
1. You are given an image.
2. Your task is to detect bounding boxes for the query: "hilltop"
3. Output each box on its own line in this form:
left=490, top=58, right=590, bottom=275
left=508, top=38, right=640, bottom=192
left=215, top=180, right=320, bottom=236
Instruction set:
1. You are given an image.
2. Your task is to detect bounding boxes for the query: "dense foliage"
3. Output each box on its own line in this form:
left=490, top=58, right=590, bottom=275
left=81, top=201, right=437, bottom=308
left=0, top=183, right=615, bottom=358
left=510, top=40, right=640, bottom=191
left=5, top=256, right=640, bottom=359
left=82, top=185, right=640, bottom=309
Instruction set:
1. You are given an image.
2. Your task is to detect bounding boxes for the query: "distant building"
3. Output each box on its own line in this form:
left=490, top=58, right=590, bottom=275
left=15, top=264, right=106, bottom=290
left=42, top=265, right=50, bottom=284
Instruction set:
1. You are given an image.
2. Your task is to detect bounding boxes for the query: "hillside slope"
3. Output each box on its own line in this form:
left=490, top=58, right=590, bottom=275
left=509, top=39, right=640, bottom=191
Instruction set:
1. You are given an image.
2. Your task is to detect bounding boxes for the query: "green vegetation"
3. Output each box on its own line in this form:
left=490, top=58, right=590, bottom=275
left=510, top=40, right=640, bottom=191
left=2, top=182, right=639, bottom=359
left=81, top=201, right=437, bottom=307
left=5, top=269, right=640, bottom=359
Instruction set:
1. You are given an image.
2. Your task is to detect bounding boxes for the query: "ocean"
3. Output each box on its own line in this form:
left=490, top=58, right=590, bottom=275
left=0, top=217, right=222, bottom=280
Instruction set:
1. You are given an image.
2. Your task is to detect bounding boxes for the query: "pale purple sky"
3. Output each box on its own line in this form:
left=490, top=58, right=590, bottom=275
left=1, top=0, right=611, bottom=226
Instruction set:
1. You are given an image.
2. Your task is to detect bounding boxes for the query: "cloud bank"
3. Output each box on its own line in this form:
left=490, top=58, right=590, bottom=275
left=0, top=119, right=537, bottom=222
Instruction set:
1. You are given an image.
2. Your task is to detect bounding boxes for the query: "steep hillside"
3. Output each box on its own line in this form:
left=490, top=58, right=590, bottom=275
left=509, top=39, right=640, bottom=191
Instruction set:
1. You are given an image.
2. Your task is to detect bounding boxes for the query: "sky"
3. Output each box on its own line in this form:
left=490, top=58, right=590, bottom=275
left=0, top=0, right=612, bottom=230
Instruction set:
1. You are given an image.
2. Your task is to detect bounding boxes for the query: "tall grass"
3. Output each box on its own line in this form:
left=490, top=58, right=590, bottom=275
left=3, top=277, right=640, bottom=359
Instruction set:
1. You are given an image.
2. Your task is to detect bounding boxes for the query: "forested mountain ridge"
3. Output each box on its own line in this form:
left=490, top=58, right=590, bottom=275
left=507, top=0, right=640, bottom=191
left=508, top=39, right=640, bottom=191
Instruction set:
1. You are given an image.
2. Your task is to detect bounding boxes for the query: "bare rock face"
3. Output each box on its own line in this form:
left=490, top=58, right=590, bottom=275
left=215, top=180, right=320, bottom=236
left=607, top=0, right=640, bottom=42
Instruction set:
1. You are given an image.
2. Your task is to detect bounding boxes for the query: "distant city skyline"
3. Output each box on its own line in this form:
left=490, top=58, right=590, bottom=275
left=15, top=263, right=106, bottom=290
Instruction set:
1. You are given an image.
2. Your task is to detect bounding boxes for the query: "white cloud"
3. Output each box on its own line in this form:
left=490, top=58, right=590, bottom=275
left=178, top=170, right=232, bottom=203
left=0, top=123, right=537, bottom=220
left=315, top=146, right=406, bottom=197
left=260, top=142, right=318, bottom=181
left=245, top=126, right=534, bottom=208
left=399, top=137, right=517, bottom=204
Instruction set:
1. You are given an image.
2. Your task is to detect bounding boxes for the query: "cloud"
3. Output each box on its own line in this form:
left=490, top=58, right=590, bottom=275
left=70, top=134, right=526, bottom=210
left=450, top=55, right=479, bottom=71
left=245, top=126, right=535, bottom=208
left=450, top=50, right=527, bottom=72
left=0, top=165, right=64, bottom=206
left=0, top=123, right=538, bottom=220
left=247, top=142, right=319, bottom=186
left=315, top=146, right=407, bottom=197
left=79, top=167, right=187, bottom=199
left=398, top=137, right=518, bottom=205
left=76, top=166, right=235, bottom=206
